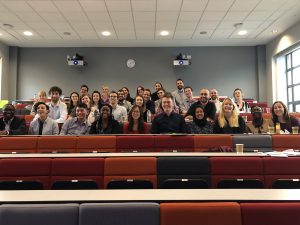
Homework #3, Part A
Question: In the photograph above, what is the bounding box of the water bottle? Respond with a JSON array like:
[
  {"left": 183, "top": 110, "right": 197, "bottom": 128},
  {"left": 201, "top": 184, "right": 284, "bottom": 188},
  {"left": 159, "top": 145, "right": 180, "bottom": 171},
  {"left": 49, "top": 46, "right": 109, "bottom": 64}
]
[{"left": 147, "top": 110, "right": 152, "bottom": 123}]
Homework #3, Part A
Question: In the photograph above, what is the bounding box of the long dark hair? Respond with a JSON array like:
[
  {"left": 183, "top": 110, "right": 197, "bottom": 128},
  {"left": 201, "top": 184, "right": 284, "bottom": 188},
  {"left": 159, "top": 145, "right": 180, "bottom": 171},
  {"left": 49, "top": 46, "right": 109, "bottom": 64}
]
[
  {"left": 91, "top": 90, "right": 102, "bottom": 110},
  {"left": 271, "top": 101, "right": 291, "bottom": 125},
  {"left": 68, "top": 91, "right": 79, "bottom": 114},
  {"left": 128, "top": 105, "right": 144, "bottom": 133}
]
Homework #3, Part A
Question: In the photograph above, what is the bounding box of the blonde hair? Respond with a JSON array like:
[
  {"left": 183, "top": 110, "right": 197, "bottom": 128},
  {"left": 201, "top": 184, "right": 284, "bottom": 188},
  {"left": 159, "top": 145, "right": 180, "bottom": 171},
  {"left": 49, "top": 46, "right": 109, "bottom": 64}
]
[
  {"left": 218, "top": 97, "right": 240, "bottom": 128},
  {"left": 38, "top": 90, "right": 47, "bottom": 98}
]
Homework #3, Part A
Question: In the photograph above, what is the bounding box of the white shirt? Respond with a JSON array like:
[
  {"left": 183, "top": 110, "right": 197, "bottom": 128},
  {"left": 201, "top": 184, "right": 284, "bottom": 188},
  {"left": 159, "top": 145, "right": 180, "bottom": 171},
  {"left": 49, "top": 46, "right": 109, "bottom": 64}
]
[
  {"left": 112, "top": 105, "right": 127, "bottom": 122},
  {"left": 48, "top": 100, "right": 68, "bottom": 123}
]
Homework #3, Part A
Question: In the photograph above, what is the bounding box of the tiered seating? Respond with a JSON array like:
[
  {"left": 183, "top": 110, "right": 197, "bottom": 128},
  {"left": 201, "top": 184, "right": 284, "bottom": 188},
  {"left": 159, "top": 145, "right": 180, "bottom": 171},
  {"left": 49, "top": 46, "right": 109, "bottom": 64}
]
[
  {"left": 210, "top": 157, "right": 264, "bottom": 188},
  {"left": 157, "top": 157, "right": 210, "bottom": 188},
  {"left": 194, "top": 135, "right": 232, "bottom": 152},
  {"left": 160, "top": 202, "right": 242, "bottom": 225},
  {"left": 0, "top": 158, "right": 51, "bottom": 189},
  {"left": 77, "top": 136, "right": 116, "bottom": 153},
  {"left": 155, "top": 135, "right": 194, "bottom": 152},
  {"left": 51, "top": 158, "right": 104, "bottom": 189},
  {"left": 0, "top": 136, "right": 37, "bottom": 153},
  {"left": 116, "top": 136, "right": 155, "bottom": 152},
  {"left": 263, "top": 157, "right": 300, "bottom": 188},
  {"left": 232, "top": 135, "right": 272, "bottom": 152},
  {"left": 37, "top": 136, "right": 77, "bottom": 153},
  {"left": 0, "top": 204, "right": 79, "bottom": 225},
  {"left": 104, "top": 157, "right": 157, "bottom": 188},
  {"left": 80, "top": 203, "right": 159, "bottom": 225},
  {"left": 272, "top": 135, "right": 300, "bottom": 151}
]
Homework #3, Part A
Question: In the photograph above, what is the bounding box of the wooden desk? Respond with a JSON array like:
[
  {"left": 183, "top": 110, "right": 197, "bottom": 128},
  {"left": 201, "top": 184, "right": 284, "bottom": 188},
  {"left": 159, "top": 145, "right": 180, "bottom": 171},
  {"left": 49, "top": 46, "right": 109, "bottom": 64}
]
[{"left": 0, "top": 189, "right": 300, "bottom": 203}]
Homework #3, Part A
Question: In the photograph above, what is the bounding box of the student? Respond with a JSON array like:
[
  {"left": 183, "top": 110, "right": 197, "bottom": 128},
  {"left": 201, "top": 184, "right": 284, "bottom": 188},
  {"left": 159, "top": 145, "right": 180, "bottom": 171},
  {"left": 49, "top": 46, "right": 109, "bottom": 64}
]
[{"left": 123, "top": 105, "right": 148, "bottom": 134}]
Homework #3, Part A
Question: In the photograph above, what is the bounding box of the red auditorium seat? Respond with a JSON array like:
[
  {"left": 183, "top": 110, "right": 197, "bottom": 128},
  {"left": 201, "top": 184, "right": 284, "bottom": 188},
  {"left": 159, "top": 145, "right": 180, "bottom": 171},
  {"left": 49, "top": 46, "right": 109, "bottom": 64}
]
[
  {"left": 263, "top": 157, "right": 300, "bottom": 188},
  {"left": 37, "top": 136, "right": 77, "bottom": 153},
  {"left": 194, "top": 135, "right": 232, "bottom": 152},
  {"left": 241, "top": 203, "right": 300, "bottom": 225},
  {"left": 161, "top": 202, "right": 242, "bottom": 225},
  {"left": 0, "top": 136, "right": 37, "bottom": 153},
  {"left": 272, "top": 135, "right": 300, "bottom": 151},
  {"left": 116, "top": 136, "right": 155, "bottom": 152},
  {"left": 155, "top": 135, "right": 194, "bottom": 152},
  {"left": 76, "top": 136, "right": 116, "bottom": 153},
  {"left": 104, "top": 157, "right": 157, "bottom": 188},
  {"left": 0, "top": 158, "right": 51, "bottom": 189},
  {"left": 51, "top": 158, "right": 104, "bottom": 189},
  {"left": 210, "top": 157, "right": 264, "bottom": 188}
]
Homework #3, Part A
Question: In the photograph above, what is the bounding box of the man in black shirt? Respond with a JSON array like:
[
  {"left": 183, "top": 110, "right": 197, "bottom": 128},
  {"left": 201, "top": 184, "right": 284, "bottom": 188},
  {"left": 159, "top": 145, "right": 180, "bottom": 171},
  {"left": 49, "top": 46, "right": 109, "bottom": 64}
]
[
  {"left": 186, "top": 88, "right": 217, "bottom": 122},
  {"left": 0, "top": 104, "right": 26, "bottom": 135},
  {"left": 151, "top": 93, "right": 187, "bottom": 134}
]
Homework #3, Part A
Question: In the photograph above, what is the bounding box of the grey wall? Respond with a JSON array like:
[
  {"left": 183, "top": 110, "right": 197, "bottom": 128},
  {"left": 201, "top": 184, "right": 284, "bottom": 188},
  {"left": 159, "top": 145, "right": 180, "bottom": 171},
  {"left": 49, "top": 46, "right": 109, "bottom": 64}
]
[
  {"left": 16, "top": 46, "right": 259, "bottom": 100},
  {"left": 0, "top": 41, "right": 9, "bottom": 99}
]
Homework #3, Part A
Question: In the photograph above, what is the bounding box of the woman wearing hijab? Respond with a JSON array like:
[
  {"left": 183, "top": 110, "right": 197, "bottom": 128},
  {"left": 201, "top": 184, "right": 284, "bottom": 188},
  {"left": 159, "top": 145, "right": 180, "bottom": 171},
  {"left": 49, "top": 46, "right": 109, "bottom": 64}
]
[{"left": 187, "top": 105, "right": 213, "bottom": 134}]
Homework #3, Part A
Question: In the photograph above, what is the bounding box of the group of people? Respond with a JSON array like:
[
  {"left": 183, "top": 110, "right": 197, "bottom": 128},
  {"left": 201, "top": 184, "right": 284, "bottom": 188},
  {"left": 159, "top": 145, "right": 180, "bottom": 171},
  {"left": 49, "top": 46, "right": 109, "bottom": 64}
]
[{"left": 1, "top": 79, "right": 299, "bottom": 135}]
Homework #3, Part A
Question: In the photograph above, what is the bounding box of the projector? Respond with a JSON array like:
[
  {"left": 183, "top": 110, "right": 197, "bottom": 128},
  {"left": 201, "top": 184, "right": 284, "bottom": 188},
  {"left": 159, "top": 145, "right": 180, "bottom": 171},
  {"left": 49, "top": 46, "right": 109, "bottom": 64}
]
[
  {"left": 67, "top": 53, "right": 87, "bottom": 66},
  {"left": 173, "top": 60, "right": 191, "bottom": 66},
  {"left": 173, "top": 53, "right": 191, "bottom": 66}
]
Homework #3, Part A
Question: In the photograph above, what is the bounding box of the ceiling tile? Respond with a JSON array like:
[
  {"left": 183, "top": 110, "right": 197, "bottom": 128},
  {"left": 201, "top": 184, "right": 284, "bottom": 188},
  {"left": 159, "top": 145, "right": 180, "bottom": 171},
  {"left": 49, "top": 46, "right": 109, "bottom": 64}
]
[
  {"left": 132, "top": 0, "right": 156, "bottom": 11},
  {"left": 110, "top": 12, "right": 133, "bottom": 22},
  {"left": 156, "top": 22, "right": 176, "bottom": 30},
  {"left": 157, "top": 0, "right": 182, "bottom": 11},
  {"left": 49, "top": 22, "right": 73, "bottom": 30},
  {"left": 230, "top": 0, "right": 261, "bottom": 11},
  {"left": 176, "top": 21, "right": 197, "bottom": 30},
  {"left": 133, "top": 12, "right": 155, "bottom": 22},
  {"left": 113, "top": 22, "right": 134, "bottom": 30},
  {"left": 255, "top": 0, "right": 285, "bottom": 11},
  {"left": 70, "top": 22, "right": 94, "bottom": 30},
  {"left": 91, "top": 21, "right": 114, "bottom": 30},
  {"left": 1, "top": 0, "right": 33, "bottom": 12},
  {"left": 201, "top": 11, "right": 227, "bottom": 21},
  {"left": 196, "top": 21, "right": 219, "bottom": 29},
  {"left": 15, "top": 12, "right": 44, "bottom": 22},
  {"left": 178, "top": 12, "right": 202, "bottom": 22},
  {"left": 29, "top": 21, "right": 52, "bottom": 29},
  {"left": 134, "top": 22, "right": 155, "bottom": 30},
  {"left": 87, "top": 12, "right": 111, "bottom": 22},
  {"left": 245, "top": 11, "right": 273, "bottom": 21},
  {"left": 106, "top": 0, "right": 131, "bottom": 11},
  {"left": 53, "top": 1, "right": 83, "bottom": 12},
  {"left": 223, "top": 11, "right": 250, "bottom": 21},
  {"left": 36, "top": 29, "right": 61, "bottom": 37},
  {"left": 79, "top": 0, "right": 107, "bottom": 12},
  {"left": 39, "top": 12, "right": 66, "bottom": 22},
  {"left": 63, "top": 12, "right": 89, "bottom": 22},
  {"left": 218, "top": 21, "right": 236, "bottom": 29},
  {"left": 0, "top": 12, "right": 22, "bottom": 22},
  {"left": 156, "top": 12, "right": 179, "bottom": 22},
  {"left": 206, "top": 0, "right": 235, "bottom": 11},
  {"left": 211, "top": 29, "right": 233, "bottom": 38},
  {"left": 181, "top": 0, "right": 208, "bottom": 12},
  {"left": 136, "top": 30, "right": 154, "bottom": 39},
  {"left": 27, "top": 1, "right": 58, "bottom": 12},
  {"left": 242, "top": 21, "right": 263, "bottom": 29}
]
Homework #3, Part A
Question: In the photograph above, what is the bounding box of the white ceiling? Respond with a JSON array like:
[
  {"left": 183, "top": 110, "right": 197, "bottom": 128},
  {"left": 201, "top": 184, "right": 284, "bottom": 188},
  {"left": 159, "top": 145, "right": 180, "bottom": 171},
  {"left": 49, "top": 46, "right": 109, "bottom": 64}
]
[{"left": 0, "top": 0, "right": 300, "bottom": 47}]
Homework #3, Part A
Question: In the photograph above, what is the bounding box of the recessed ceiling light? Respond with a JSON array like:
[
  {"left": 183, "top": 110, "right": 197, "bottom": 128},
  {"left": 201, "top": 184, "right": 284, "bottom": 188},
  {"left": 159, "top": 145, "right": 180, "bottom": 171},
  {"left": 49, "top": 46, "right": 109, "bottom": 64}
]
[
  {"left": 200, "top": 31, "right": 207, "bottom": 35},
  {"left": 101, "top": 31, "right": 111, "bottom": 36},
  {"left": 238, "top": 30, "right": 248, "bottom": 35},
  {"left": 23, "top": 31, "right": 33, "bottom": 36},
  {"left": 0, "top": 33, "right": 2, "bottom": 36},
  {"left": 160, "top": 30, "right": 169, "bottom": 36},
  {"left": 63, "top": 31, "right": 71, "bottom": 35},
  {"left": 3, "top": 23, "right": 13, "bottom": 29}
]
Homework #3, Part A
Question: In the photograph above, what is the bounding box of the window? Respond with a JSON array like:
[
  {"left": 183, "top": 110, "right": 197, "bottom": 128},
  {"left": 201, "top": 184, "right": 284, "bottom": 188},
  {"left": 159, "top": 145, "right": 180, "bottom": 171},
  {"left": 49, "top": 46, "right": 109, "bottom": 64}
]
[{"left": 275, "top": 47, "right": 300, "bottom": 112}]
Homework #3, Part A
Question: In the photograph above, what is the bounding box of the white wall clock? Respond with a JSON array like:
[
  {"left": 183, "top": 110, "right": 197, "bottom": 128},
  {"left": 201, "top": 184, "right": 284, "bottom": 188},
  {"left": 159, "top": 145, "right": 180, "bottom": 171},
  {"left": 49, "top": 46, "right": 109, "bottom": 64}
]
[{"left": 126, "top": 59, "right": 136, "bottom": 68}]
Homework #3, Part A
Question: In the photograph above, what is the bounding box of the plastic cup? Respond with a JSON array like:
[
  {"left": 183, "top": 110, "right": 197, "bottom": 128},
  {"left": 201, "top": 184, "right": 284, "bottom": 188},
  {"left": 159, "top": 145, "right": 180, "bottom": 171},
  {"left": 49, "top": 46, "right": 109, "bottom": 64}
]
[
  {"left": 268, "top": 126, "right": 275, "bottom": 134},
  {"left": 292, "top": 126, "right": 299, "bottom": 134},
  {"left": 236, "top": 144, "right": 244, "bottom": 154}
]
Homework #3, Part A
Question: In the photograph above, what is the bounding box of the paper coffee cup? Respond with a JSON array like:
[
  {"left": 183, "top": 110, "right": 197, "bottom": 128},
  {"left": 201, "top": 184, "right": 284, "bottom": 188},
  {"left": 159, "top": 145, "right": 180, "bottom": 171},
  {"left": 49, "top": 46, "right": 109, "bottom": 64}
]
[
  {"left": 236, "top": 144, "right": 244, "bottom": 153},
  {"left": 292, "top": 126, "right": 299, "bottom": 134}
]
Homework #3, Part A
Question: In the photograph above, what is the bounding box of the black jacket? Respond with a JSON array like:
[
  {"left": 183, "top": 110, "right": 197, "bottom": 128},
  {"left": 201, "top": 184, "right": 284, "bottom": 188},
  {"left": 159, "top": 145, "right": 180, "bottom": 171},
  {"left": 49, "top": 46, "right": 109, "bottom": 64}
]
[{"left": 0, "top": 116, "right": 26, "bottom": 135}]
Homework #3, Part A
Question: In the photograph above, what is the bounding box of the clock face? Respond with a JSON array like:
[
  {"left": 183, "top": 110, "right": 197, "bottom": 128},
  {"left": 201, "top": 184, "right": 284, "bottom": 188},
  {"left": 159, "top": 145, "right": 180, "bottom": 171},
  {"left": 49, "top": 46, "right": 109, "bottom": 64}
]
[{"left": 126, "top": 59, "right": 135, "bottom": 68}]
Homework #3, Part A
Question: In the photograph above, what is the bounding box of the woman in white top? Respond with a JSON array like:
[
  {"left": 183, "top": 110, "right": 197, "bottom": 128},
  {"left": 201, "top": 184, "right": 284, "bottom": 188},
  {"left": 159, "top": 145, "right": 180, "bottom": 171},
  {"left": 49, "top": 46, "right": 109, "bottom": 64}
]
[{"left": 29, "top": 102, "right": 59, "bottom": 135}]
